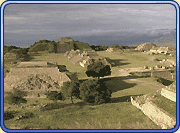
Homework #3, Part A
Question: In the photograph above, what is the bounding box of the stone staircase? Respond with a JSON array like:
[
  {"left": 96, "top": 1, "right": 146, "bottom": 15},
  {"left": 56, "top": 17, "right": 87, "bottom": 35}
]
[{"left": 131, "top": 81, "right": 177, "bottom": 129}]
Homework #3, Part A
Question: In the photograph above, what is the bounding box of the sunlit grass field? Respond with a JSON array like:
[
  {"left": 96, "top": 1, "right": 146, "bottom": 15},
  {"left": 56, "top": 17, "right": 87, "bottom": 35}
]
[
  {"left": 4, "top": 50, "right": 176, "bottom": 129},
  {"left": 4, "top": 97, "right": 161, "bottom": 129}
]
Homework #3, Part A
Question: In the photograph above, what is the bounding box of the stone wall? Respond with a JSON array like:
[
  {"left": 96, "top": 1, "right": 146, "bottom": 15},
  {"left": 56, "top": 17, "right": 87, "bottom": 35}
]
[
  {"left": 18, "top": 61, "right": 47, "bottom": 67},
  {"left": 130, "top": 97, "right": 176, "bottom": 129},
  {"left": 4, "top": 67, "right": 71, "bottom": 91},
  {"left": 106, "top": 48, "right": 113, "bottom": 53},
  {"left": 161, "top": 88, "right": 176, "bottom": 102}
]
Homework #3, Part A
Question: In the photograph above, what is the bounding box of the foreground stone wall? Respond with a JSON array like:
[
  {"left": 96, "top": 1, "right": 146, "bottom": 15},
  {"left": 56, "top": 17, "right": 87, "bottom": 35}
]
[
  {"left": 161, "top": 88, "right": 176, "bottom": 102},
  {"left": 130, "top": 97, "right": 176, "bottom": 129}
]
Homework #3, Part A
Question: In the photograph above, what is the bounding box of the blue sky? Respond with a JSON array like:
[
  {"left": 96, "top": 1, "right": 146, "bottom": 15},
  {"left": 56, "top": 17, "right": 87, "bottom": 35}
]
[{"left": 4, "top": 4, "right": 176, "bottom": 47}]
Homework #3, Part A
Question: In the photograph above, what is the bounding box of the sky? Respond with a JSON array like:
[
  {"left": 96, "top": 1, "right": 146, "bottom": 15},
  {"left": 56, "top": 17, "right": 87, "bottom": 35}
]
[{"left": 4, "top": 4, "right": 176, "bottom": 48}]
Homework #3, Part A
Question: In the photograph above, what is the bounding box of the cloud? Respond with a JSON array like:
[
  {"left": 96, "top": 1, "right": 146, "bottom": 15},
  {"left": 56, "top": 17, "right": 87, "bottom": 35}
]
[
  {"left": 3, "top": 4, "right": 176, "bottom": 47},
  {"left": 4, "top": 16, "right": 25, "bottom": 20}
]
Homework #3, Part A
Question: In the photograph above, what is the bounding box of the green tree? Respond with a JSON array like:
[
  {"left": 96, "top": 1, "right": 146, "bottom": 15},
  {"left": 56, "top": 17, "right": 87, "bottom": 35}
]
[
  {"left": 44, "top": 91, "right": 64, "bottom": 103},
  {"left": 79, "top": 79, "right": 112, "bottom": 104},
  {"left": 86, "top": 61, "right": 111, "bottom": 79},
  {"left": 4, "top": 88, "right": 27, "bottom": 105},
  {"left": 61, "top": 81, "right": 80, "bottom": 104}
]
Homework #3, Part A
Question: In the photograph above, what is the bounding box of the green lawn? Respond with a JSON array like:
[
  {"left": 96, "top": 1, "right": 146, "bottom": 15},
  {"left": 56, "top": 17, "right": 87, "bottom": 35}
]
[
  {"left": 97, "top": 51, "right": 176, "bottom": 69},
  {"left": 4, "top": 98, "right": 160, "bottom": 129},
  {"left": 4, "top": 51, "right": 176, "bottom": 129}
]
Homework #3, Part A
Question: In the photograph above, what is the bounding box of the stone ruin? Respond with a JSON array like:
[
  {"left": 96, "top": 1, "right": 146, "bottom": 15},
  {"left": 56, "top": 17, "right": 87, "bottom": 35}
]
[
  {"left": 135, "top": 42, "right": 156, "bottom": 52},
  {"left": 159, "top": 59, "right": 176, "bottom": 68},
  {"left": 64, "top": 50, "right": 90, "bottom": 65},
  {"left": 143, "top": 46, "right": 173, "bottom": 56},
  {"left": 17, "top": 61, "right": 48, "bottom": 67},
  {"left": 79, "top": 57, "right": 111, "bottom": 68},
  {"left": 131, "top": 79, "right": 176, "bottom": 129},
  {"left": 4, "top": 67, "right": 72, "bottom": 94},
  {"left": 64, "top": 49, "right": 112, "bottom": 68},
  {"left": 106, "top": 48, "right": 113, "bottom": 53},
  {"left": 106, "top": 48, "right": 124, "bottom": 53}
]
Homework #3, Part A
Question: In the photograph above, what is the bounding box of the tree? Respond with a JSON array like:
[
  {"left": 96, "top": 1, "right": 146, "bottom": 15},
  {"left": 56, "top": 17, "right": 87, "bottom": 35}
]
[
  {"left": 86, "top": 61, "right": 111, "bottom": 79},
  {"left": 61, "top": 81, "right": 80, "bottom": 104},
  {"left": 79, "top": 79, "right": 112, "bottom": 104},
  {"left": 4, "top": 88, "right": 27, "bottom": 105},
  {"left": 44, "top": 91, "right": 64, "bottom": 103}
]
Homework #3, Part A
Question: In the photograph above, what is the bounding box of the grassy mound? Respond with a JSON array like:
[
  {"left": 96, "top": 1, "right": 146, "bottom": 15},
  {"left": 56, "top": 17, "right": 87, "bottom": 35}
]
[
  {"left": 4, "top": 46, "right": 21, "bottom": 55},
  {"left": 56, "top": 37, "right": 92, "bottom": 52},
  {"left": 29, "top": 40, "right": 57, "bottom": 53}
]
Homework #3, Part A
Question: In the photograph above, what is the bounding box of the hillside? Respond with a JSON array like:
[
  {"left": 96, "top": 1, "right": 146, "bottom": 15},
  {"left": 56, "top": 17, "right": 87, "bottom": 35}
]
[
  {"left": 4, "top": 46, "right": 21, "bottom": 55},
  {"left": 28, "top": 38, "right": 92, "bottom": 53},
  {"left": 28, "top": 40, "right": 58, "bottom": 53},
  {"left": 56, "top": 37, "right": 92, "bottom": 52}
]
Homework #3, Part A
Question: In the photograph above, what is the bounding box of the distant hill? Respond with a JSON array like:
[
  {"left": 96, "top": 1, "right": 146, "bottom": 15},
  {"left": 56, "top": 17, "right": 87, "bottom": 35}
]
[
  {"left": 153, "top": 39, "right": 176, "bottom": 47},
  {"left": 153, "top": 28, "right": 176, "bottom": 47},
  {"left": 4, "top": 46, "right": 21, "bottom": 55},
  {"left": 4, "top": 48, "right": 29, "bottom": 60}
]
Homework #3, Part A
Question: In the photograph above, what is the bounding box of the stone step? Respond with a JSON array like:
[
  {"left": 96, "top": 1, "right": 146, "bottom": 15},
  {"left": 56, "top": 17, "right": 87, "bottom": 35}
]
[
  {"left": 130, "top": 95, "right": 176, "bottom": 129},
  {"left": 161, "top": 88, "right": 176, "bottom": 102}
]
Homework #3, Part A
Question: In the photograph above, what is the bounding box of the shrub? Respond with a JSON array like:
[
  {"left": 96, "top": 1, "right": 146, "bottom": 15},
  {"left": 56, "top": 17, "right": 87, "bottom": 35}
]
[
  {"left": 44, "top": 91, "right": 64, "bottom": 103},
  {"left": 4, "top": 88, "right": 27, "bottom": 105},
  {"left": 79, "top": 79, "right": 112, "bottom": 104},
  {"left": 15, "top": 112, "right": 34, "bottom": 121},
  {"left": 39, "top": 103, "right": 67, "bottom": 111},
  {"left": 23, "top": 112, "right": 34, "bottom": 119},
  {"left": 4, "top": 110, "right": 15, "bottom": 120},
  {"left": 61, "top": 81, "right": 80, "bottom": 103}
]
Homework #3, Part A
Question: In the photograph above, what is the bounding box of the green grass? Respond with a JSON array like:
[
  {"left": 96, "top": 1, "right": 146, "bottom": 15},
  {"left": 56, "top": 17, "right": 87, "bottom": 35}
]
[
  {"left": 4, "top": 51, "right": 176, "bottom": 129},
  {"left": 4, "top": 98, "right": 160, "bottom": 129},
  {"left": 97, "top": 51, "right": 175, "bottom": 69},
  {"left": 152, "top": 94, "right": 176, "bottom": 118}
]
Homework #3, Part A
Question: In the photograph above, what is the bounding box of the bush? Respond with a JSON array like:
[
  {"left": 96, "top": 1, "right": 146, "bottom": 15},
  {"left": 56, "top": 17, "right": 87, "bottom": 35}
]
[
  {"left": 4, "top": 88, "right": 27, "bottom": 105},
  {"left": 79, "top": 79, "right": 112, "bottom": 104},
  {"left": 15, "top": 112, "right": 34, "bottom": 121},
  {"left": 61, "top": 81, "right": 80, "bottom": 103},
  {"left": 39, "top": 103, "right": 67, "bottom": 111},
  {"left": 23, "top": 112, "right": 34, "bottom": 119},
  {"left": 44, "top": 91, "right": 64, "bottom": 102},
  {"left": 4, "top": 110, "right": 15, "bottom": 120}
]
